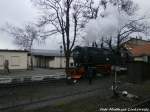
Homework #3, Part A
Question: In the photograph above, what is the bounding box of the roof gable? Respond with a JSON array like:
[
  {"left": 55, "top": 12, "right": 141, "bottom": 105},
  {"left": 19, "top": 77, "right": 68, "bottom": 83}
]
[{"left": 125, "top": 43, "right": 150, "bottom": 57}]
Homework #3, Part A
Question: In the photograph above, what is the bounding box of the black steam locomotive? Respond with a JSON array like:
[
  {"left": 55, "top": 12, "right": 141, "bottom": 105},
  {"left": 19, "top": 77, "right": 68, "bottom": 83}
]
[
  {"left": 72, "top": 46, "right": 119, "bottom": 66},
  {"left": 66, "top": 46, "right": 127, "bottom": 80},
  {"left": 71, "top": 46, "right": 122, "bottom": 75}
]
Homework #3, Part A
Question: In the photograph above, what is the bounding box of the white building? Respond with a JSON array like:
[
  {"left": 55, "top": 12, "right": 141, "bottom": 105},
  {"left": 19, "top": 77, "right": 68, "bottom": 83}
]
[
  {"left": 0, "top": 49, "right": 74, "bottom": 70},
  {"left": 30, "top": 49, "right": 74, "bottom": 68},
  {"left": 0, "top": 49, "right": 28, "bottom": 70}
]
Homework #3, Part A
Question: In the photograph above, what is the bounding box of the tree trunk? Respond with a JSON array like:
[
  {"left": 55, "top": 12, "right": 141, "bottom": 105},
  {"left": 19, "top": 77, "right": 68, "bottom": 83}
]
[
  {"left": 65, "top": 51, "right": 70, "bottom": 69},
  {"left": 65, "top": 0, "right": 70, "bottom": 69},
  {"left": 66, "top": 55, "right": 70, "bottom": 70},
  {"left": 30, "top": 51, "right": 34, "bottom": 70},
  {"left": 117, "top": 34, "right": 121, "bottom": 55},
  {"left": 30, "top": 53, "right": 33, "bottom": 70}
]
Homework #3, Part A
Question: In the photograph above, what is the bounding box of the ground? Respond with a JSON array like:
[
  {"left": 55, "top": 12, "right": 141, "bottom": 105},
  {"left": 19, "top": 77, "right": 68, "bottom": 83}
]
[
  {"left": 0, "top": 68, "right": 66, "bottom": 78},
  {"left": 0, "top": 69, "right": 150, "bottom": 112}
]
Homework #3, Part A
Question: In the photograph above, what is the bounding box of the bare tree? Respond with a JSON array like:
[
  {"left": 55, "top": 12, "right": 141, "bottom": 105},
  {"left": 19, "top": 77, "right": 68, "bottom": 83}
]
[
  {"left": 99, "top": 0, "right": 149, "bottom": 54},
  {"left": 116, "top": 18, "right": 148, "bottom": 53},
  {"left": 32, "top": 0, "right": 98, "bottom": 69},
  {"left": 2, "top": 23, "right": 42, "bottom": 69}
]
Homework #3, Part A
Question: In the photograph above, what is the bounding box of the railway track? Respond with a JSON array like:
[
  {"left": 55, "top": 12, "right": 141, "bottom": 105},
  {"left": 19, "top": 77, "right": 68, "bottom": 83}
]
[{"left": 0, "top": 86, "right": 102, "bottom": 112}]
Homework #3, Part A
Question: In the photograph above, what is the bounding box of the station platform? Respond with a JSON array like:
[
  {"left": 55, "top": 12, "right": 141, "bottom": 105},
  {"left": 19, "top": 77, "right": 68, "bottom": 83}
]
[{"left": 0, "top": 68, "right": 66, "bottom": 84}]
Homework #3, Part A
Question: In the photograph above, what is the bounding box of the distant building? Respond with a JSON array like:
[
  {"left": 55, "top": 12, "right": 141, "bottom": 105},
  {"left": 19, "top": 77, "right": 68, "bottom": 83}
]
[
  {"left": 122, "top": 38, "right": 150, "bottom": 83},
  {"left": 121, "top": 38, "right": 150, "bottom": 63},
  {"left": 29, "top": 49, "right": 74, "bottom": 68},
  {"left": 0, "top": 49, "right": 74, "bottom": 70},
  {"left": 0, "top": 49, "right": 28, "bottom": 70}
]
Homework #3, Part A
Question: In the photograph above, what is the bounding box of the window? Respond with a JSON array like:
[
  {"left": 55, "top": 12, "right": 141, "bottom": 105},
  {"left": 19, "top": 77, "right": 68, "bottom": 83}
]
[
  {"left": 0, "top": 55, "right": 4, "bottom": 66},
  {"left": 11, "top": 56, "right": 20, "bottom": 66}
]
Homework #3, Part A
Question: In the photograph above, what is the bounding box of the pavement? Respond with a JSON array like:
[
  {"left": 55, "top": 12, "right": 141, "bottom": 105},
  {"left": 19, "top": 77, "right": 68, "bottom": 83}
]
[{"left": 0, "top": 68, "right": 66, "bottom": 84}]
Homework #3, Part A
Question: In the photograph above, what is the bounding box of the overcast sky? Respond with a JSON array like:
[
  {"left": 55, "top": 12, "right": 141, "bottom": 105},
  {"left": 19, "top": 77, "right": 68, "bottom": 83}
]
[{"left": 0, "top": 0, "right": 150, "bottom": 50}]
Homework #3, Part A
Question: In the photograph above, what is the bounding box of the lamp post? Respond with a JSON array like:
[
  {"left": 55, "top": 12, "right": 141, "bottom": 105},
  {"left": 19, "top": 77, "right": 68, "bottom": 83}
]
[{"left": 60, "top": 45, "right": 62, "bottom": 68}]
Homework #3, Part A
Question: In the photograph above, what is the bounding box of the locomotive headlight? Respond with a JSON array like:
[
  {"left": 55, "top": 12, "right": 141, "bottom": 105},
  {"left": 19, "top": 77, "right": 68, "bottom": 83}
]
[{"left": 106, "top": 58, "right": 109, "bottom": 61}]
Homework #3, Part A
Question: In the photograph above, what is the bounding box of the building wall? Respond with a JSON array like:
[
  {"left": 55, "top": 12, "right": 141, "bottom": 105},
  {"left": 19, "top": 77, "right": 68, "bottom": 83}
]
[
  {"left": 28, "top": 55, "right": 37, "bottom": 67},
  {"left": 28, "top": 55, "right": 74, "bottom": 69},
  {"left": 49, "top": 56, "right": 74, "bottom": 68},
  {"left": 0, "top": 52, "right": 28, "bottom": 70},
  {"left": 30, "top": 56, "right": 53, "bottom": 68}
]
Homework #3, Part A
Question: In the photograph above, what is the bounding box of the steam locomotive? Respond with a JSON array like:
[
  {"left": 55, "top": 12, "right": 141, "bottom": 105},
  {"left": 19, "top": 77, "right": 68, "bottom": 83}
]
[
  {"left": 66, "top": 46, "right": 122, "bottom": 80},
  {"left": 73, "top": 46, "right": 119, "bottom": 66}
]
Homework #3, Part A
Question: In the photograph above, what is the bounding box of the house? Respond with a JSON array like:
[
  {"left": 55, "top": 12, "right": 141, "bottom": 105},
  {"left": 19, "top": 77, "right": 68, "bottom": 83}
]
[
  {"left": 121, "top": 38, "right": 150, "bottom": 82},
  {"left": 121, "top": 38, "right": 150, "bottom": 63},
  {"left": 0, "top": 49, "right": 28, "bottom": 70},
  {"left": 30, "top": 49, "right": 74, "bottom": 68}
]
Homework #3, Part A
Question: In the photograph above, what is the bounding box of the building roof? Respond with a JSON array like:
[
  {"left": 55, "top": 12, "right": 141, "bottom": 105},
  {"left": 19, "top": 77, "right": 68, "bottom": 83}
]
[
  {"left": 122, "top": 38, "right": 150, "bottom": 46},
  {"left": 31, "top": 49, "right": 64, "bottom": 57},
  {"left": 122, "top": 38, "right": 150, "bottom": 57},
  {"left": 0, "top": 49, "right": 28, "bottom": 53},
  {"left": 124, "top": 43, "right": 150, "bottom": 57}
]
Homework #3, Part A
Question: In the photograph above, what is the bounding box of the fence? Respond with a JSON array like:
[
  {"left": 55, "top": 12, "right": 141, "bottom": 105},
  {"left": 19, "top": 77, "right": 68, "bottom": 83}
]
[{"left": 127, "top": 62, "right": 150, "bottom": 83}]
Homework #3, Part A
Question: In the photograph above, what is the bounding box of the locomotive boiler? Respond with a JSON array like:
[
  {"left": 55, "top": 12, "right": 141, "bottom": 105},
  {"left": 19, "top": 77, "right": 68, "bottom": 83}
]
[{"left": 73, "top": 46, "right": 117, "bottom": 66}]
